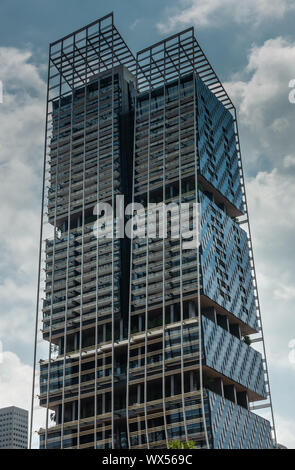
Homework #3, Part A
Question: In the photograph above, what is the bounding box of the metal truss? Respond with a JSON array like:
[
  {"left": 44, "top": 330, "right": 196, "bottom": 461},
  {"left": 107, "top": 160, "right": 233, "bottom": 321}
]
[
  {"left": 136, "top": 27, "right": 233, "bottom": 109},
  {"left": 234, "top": 114, "right": 277, "bottom": 444},
  {"left": 48, "top": 13, "right": 137, "bottom": 101}
]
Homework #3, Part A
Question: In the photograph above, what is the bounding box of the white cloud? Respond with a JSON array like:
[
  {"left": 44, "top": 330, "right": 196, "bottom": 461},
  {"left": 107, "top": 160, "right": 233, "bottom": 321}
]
[
  {"left": 223, "top": 37, "right": 295, "bottom": 173},
  {"left": 0, "top": 47, "right": 45, "bottom": 348},
  {"left": 157, "top": 0, "right": 295, "bottom": 32},
  {"left": 275, "top": 415, "right": 295, "bottom": 448},
  {"left": 274, "top": 284, "right": 295, "bottom": 301},
  {"left": 271, "top": 117, "right": 290, "bottom": 133},
  {"left": 226, "top": 37, "right": 295, "bottom": 124},
  {"left": 0, "top": 351, "right": 32, "bottom": 409},
  {"left": 246, "top": 168, "right": 295, "bottom": 391},
  {"left": 0, "top": 48, "right": 45, "bottom": 95},
  {"left": 283, "top": 154, "right": 295, "bottom": 168},
  {"left": 129, "top": 19, "right": 143, "bottom": 31},
  {"left": 247, "top": 168, "right": 295, "bottom": 236}
]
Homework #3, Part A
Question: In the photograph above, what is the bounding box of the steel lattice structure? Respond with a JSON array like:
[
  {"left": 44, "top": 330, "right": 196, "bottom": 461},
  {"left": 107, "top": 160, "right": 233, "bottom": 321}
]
[{"left": 30, "top": 12, "right": 276, "bottom": 449}]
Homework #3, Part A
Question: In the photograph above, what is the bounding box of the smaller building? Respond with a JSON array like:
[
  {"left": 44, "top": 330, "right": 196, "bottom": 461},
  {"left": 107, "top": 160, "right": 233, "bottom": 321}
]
[{"left": 0, "top": 406, "right": 28, "bottom": 449}]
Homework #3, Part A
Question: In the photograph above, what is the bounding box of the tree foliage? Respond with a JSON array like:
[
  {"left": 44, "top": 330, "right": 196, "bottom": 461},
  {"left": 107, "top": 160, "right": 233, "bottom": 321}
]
[{"left": 168, "top": 440, "right": 196, "bottom": 449}]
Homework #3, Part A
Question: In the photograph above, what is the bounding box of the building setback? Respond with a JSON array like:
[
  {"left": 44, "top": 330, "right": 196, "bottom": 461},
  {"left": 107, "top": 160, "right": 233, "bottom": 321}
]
[
  {"left": 31, "top": 13, "right": 276, "bottom": 449},
  {"left": 0, "top": 406, "right": 28, "bottom": 449}
]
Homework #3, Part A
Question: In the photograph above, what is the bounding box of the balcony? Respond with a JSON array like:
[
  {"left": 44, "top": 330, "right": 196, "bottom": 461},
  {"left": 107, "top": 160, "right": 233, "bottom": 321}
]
[
  {"left": 202, "top": 316, "right": 266, "bottom": 399},
  {"left": 207, "top": 390, "right": 274, "bottom": 449}
]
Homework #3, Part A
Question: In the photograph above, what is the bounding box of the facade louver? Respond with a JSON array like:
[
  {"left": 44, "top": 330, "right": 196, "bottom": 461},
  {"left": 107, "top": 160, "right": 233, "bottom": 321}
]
[{"left": 30, "top": 13, "right": 276, "bottom": 449}]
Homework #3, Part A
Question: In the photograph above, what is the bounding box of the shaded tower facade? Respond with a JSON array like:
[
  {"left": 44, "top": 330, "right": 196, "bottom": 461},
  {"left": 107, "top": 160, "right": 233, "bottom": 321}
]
[{"left": 31, "top": 14, "right": 276, "bottom": 449}]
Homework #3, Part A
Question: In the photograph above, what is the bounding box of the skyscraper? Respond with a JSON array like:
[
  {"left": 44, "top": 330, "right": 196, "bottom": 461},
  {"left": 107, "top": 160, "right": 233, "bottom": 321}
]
[
  {"left": 0, "top": 406, "right": 28, "bottom": 449},
  {"left": 31, "top": 13, "right": 276, "bottom": 449}
]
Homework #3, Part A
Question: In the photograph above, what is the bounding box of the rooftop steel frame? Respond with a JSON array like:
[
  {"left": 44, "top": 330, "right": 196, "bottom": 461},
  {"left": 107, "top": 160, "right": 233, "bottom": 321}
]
[
  {"left": 48, "top": 13, "right": 138, "bottom": 102},
  {"left": 136, "top": 27, "right": 233, "bottom": 110}
]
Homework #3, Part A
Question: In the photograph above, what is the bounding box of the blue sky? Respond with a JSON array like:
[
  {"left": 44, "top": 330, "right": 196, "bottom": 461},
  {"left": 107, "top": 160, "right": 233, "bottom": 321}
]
[{"left": 0, "top": 0, "right": 295, "bottom": 447}]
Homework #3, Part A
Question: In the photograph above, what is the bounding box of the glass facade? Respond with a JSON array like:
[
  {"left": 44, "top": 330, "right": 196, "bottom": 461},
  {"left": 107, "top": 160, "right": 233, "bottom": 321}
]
[
  {"left": 196, "top": 77, "right": 243, "bottom": 214},
  {"left": 207, "top": 391, "right": 273, "bottom": 449},
  {"left": 31, "top": 13, "right": 275, "bottom": 449},
  {"left": 202, "top": 316, "right": 265, "bottom": 398},
  {"left": 199, "top": 192, "right": 258, "bottom": 331},
  {"left": 39, "top": 62, "right": 136, "bottom": 449}
]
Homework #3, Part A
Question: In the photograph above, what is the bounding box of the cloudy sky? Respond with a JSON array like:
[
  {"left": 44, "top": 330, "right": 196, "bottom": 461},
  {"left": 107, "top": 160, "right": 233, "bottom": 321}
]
[{"left": 0, "top": 0, "right": 294, "bottom": 448}]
